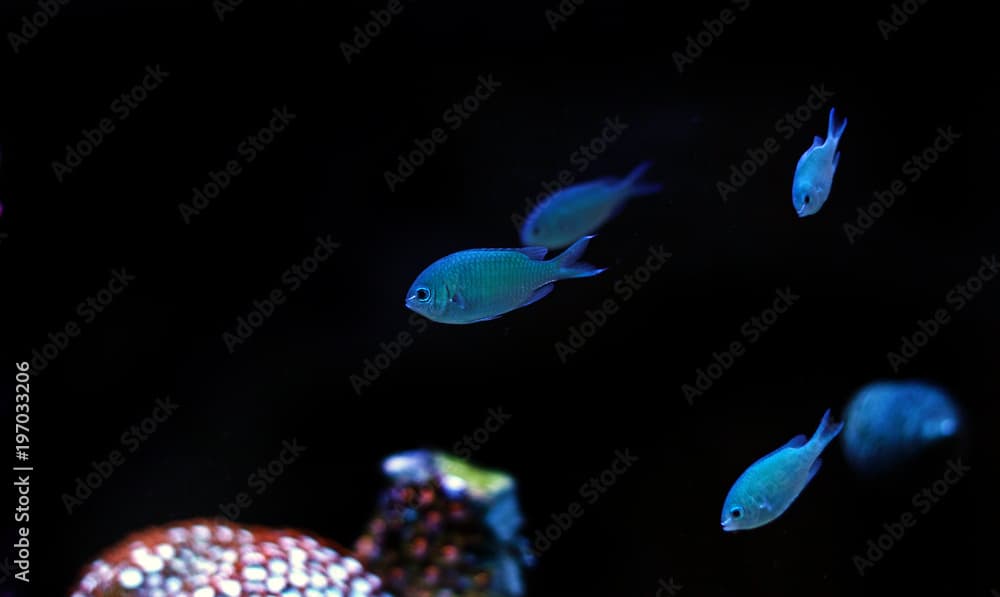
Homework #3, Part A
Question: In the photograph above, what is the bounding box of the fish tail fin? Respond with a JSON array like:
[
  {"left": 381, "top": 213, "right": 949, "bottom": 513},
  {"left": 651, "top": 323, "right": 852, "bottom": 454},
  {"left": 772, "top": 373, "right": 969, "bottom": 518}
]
[
  {"left": 827, "top": 108, "right": 847, "bottom": 144},
  {"left": 619, "top": 160, "right": 663, "bottom": 197},
  {"left": 809, "top": 408, "right": 844, "bottom": 452},
  {"left": 553, "top": 235, "right": 606, "bottom": 279}
]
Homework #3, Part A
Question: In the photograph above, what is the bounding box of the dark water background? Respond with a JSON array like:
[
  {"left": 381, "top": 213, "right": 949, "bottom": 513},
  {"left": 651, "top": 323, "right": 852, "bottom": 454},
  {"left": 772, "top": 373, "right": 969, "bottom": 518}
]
[{"left": 0, "top": 0, "right": 995, "bottom": 595}]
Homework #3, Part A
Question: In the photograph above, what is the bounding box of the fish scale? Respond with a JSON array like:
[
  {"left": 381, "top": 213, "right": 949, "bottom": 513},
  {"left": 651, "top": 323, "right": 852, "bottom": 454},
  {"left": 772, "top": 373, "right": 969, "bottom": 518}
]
[{"left": 452, "top": 251, "right": 549, "bottom": 307}]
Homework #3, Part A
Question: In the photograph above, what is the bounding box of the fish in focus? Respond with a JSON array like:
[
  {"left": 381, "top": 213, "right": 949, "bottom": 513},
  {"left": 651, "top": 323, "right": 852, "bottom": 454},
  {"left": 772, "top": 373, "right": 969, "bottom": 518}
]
[
  {"left": 355, "top": 450, "right": 532, "bottom": 596},
  {"left": 71, "top": 519, "right": 388, "bottom": 596},
  {"left": 721, "top": 409, "right": 844, "bottom": 531},
  {"left": 405, "top": 235, "right": 605, "bottom": 324},
  {"left": 520, "top": 161, "right": 663, "bottom": 248},
  {"left": 792, "top": 108, "right": 847, "bottom": 217},
  {"left": 841, "top": 380, "right": 961, "bottom": 476}
]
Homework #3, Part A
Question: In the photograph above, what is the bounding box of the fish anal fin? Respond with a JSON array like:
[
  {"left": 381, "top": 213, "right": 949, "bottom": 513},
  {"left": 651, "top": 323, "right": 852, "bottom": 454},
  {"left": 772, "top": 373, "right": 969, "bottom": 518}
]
[
  {"left": 520, "top": 283, "right": 554, "bottom": 308},
  {"left": 806, "top": 458, "right": 823, "bottom": 485},
  {"left": 470, "top": 314, "right": 502, "bottom": 323}
]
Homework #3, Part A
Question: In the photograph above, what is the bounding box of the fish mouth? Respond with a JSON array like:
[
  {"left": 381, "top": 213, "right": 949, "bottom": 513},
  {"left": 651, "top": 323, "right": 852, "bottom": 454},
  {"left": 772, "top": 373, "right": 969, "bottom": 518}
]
[{"left": 720, "top": 518, "right": 732, "bottom": 530}]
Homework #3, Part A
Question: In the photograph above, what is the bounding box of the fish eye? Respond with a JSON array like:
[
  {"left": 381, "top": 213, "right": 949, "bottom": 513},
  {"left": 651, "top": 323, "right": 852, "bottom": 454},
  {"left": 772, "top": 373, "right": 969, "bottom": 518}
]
[
  {"left": 415, "top": 288, "right": 430, "bottom": 302},
  {"left": 532, "top": 225, "right": 541, "bottom": 236},
  {"left": 803, "top": 196, "right": 811, "bottom": 204},
  {"left": 730, "top": 507, "right": 743, "bottom": 519}
]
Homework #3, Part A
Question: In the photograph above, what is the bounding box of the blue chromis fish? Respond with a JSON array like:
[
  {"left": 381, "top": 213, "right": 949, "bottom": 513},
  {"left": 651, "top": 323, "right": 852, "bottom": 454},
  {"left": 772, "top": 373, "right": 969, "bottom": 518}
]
[
  {"left": 841, "top": 380, "right": 961, "bottom": 476},
  {"left": 520, "top": 161, "right": 663, "bottom": 249},
  {"left": 721, "top": 409, "right": 844, "bottom": 531},
  {"left": 792, "top": 108, "right": 847, "bottom": 217},
  {"left": 405, "top": 235, "right": 605, "bottom": 324}
]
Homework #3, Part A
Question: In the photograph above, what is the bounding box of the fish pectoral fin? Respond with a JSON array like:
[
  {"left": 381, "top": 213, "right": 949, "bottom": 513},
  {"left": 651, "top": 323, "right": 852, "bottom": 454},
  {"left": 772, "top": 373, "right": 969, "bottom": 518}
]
[
  {"left": 520, "top": 283, "right": 555, "bottom": 308},
  {"left": 806, "top": 458, "right": 823, "bottom": 485},
  {"left": 450, "top": 291, "right": 466, "bottom": 310}
]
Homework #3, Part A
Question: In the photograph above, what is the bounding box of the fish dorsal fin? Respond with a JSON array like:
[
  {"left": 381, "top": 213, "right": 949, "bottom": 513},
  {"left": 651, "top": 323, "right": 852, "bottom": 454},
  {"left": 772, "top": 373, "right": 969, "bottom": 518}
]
[
  {"left": 761, "top": 434, "right": 807, "bottom": 460},
  {"left": 811, "top": 136, "right": 823, "bottom": 149},
  {"left": 785, "top": 434, "right": 808, "bottom": 449},
  {"left": 516, "top": 247, "right": 548, "bottom": 260}
]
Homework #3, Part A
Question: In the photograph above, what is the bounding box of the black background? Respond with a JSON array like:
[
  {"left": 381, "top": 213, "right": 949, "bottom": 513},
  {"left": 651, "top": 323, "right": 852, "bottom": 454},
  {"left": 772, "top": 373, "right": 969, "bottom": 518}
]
[{"left": 0, "top": 1, "right": 995, "bottom": 595}]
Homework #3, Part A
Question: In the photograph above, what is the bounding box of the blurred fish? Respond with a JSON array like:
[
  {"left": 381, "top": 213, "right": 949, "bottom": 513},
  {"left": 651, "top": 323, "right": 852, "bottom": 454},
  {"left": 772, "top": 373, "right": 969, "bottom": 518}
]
[
  {"left": 841, "top": 380, "right": 961, "bottom": 475},
  {"left": 520, "top": 161, "right": 663, "bottom": 248},
  {"left": 356, "top": 449, "right": 531, "bottom": 597},
  {"left": 405, "top": 235, "right": 605, "bottom": 324},
  {"left": 792, "top": 108, "right": 847, "bottom": 217},
  {"left": 721, "top": 409, "right": 843, "bottom": 531}
]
